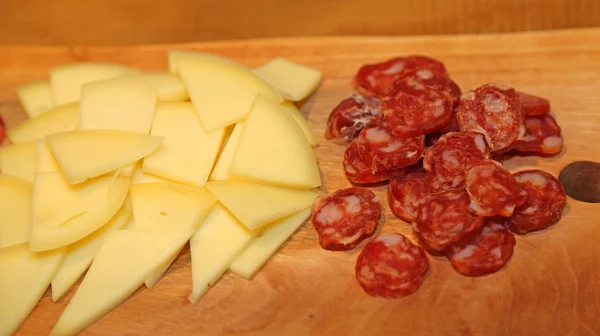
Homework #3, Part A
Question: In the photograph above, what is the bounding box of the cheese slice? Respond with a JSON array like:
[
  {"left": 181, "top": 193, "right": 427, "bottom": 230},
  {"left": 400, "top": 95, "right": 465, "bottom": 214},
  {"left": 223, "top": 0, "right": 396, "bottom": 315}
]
[
  {"left": 16, "top": 80, "right": 55, "bottom": 118},
  {"left": 0, "top": 243, "right": 66, "bottom": 336},
  {"left": 177, "top": 55, "right": 281, "bottom": 132},
  {"left": 189, "top": 204, "right": 253, "bottom": 304},
  {"left": 79, "top": 79, "right": 157, "bottom": 134},
  {"left": 279, "top": 101, "right": 318, "bottom": 147},
  {"left": 229, "top": 207, "right": 311, "bottom": 279},
  {"left": 47, "top": 130, "right": 163, "bottom": 184},
  {"left": 51, "top": 208, "right": 131, "bottom": 302},
  {"left": 35, "top": 140, "right": 60, "bottom": 173},
  {"left": 252, "top": 57, "right": 322, "bottom": 102},
  {"left": 168, "top": 50, "right": 237, "bottom": 74},
  {"left": 111, "top": 72, "right": 188, "bottom": 101},
  {"left": 131, "top": 167, "right": 182, "bottom": 186},
  {"left": 0, "top": 175, "right": 32, "bottom": 250},
  {"left": 229, "top": 95, "right": 321, "bottom": 188},
  {"left": 205, "top": 180, "right": 317, "bottom": 230},
  {"left": 0, "top": 142, "right": 36, "bottom": 182},
  {"left": 50, "top": 228, "right": 192, "bottom": 336},
  {"left": 30, "top": 171, "right": 130, "bottom": 251},
  {"left": 7, "top": 103, "right": 79, "bottom": 144},
  {"left": 50, "top": 62, "right": 138, "bottom": 105},
  {"left": 209, "top": 122, "right": 244, "bottom": 181},
  {"left": 143, "top": 102, "right": 225, "bottom": 186}
]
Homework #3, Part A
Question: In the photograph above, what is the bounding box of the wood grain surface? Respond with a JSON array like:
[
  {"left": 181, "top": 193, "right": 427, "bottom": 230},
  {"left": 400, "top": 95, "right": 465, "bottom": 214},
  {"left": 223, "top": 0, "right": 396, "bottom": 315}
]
[
  {"left": 2, "top": 28, "right": 600, "bottom": 335},
  {"left": 1, "top": 0, "right": 600, "bottom": 45}
]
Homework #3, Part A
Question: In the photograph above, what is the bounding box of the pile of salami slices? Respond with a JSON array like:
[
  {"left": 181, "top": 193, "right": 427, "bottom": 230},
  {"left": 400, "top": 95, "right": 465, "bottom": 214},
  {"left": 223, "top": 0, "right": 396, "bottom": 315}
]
[{"left": 315, "top": 55, "right": 567, "bottom": 299}]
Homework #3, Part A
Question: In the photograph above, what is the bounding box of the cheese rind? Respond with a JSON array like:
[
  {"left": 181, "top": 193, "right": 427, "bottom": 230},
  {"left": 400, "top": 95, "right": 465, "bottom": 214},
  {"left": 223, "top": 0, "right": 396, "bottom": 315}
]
[
  {"left": 209, "top": 122, "right": 245, "bottom": 181},
  {"left": 110, "top": 72, "right": 188, "bottom": 101},
  {"left": 279, "top": 101, "right": 318, "bottom": 147},
  {"left": 7, "top": 103, "right": 79, "bottom": 144},
  {"left": 205, "top": 180, "right": 317, "bottom": 230},
  {"left": 0, "top": 142, "right": 36, "bottom": 182},
  {"left": 16, "top": 80, "right": 55, "bottom": 118},
  {"left": 0, "top": 175, "right": 32, "bottom": 250},
  {"left": 252, "top": 57, "right": 322, "bottom": 101}
]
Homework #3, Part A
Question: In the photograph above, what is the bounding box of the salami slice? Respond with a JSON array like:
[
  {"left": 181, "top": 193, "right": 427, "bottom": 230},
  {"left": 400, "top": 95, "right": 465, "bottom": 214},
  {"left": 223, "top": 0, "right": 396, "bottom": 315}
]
[
  {"left": 382, "top": 77, "right": 453, "bottom": 137},
  {"left": 504, "top": 170, "right": 567, "bottom": 234},
  {"left": 311, "top": 187, "right": 381, "bottom": 251},
  {"left": 356, "top": 123, "right": 425, "bottom": 173},
  {"left": 388, "top": 168, "right": 433, "bottom": 223},
  {"left": 465, "top": 160, "right": 527, "bottom": 217},
  {"left": 325, "top": 94, "right": 382, "bottom": 144},
  {"left": 446, "top": 220, "right": 516, "bottom": 277},
  {"left": 512, "top": 114, "right": 563, "bottom": 155},
  {"left": 423, "top": 132, "right": 491, "bottom": 190},
  {"left": 457, "top": 84, "right": 524, "bottom": 154},
  {"left": 0, "top": 115, "right": 4, "bottom": 144},
  {"left": 343, "top": 139, "right": 404, "bottom": 184},
  {"left": 355, "top": 233, "right": 429, "bottom": 298},
  {"left": 396, "top": 68, "right": 461, "bottom": 108},
  {"left": 413, "top": 189, "right": 484, "bottom": 251},
  {"left": 517, "top": 91, "right": 551, "bottom": 116}
]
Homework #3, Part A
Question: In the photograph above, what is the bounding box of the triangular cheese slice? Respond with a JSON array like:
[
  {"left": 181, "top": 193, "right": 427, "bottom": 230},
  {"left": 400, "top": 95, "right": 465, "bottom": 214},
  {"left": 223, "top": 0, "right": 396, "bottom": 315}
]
[
  {"left": 252, "top": 57, "right": 322, "bottom": 102},
  {"left": 35, "top": 140, "right": 60, "bottom": 173},
  {"left": 111, "top": 73, "right": 188, "bottom": 102},
  {"left": 279, "top": 101, "right": 318, "bottom": 147},
  {"left": 0, "top": 142, "right": 36, "bottom": 182},
  {"left": 177, "top": 55, "right": 281, "bottom": 132},
  {"left": 209, "top": 122, "right": 245, "bottom": 181},
  {"left": 47, "top": 130, "right": 163, "bottom": 184},
  {"left": 0, "top": 175, "right": 32, "bottom": 250},
  {"left": 205, "top": 180, "right": 317, "bottom": 230},
  {"left": 7, "top": 102, "right": 79, "bottom": 144},
  {"left": 17, "top": 80, "right": 55, "bottom": 118},
  {"left": 229, "top": 95, "right": 321, "bottom": 188},
  {"left": 50, "top": 228, "right": 192, "bottom": 336}
]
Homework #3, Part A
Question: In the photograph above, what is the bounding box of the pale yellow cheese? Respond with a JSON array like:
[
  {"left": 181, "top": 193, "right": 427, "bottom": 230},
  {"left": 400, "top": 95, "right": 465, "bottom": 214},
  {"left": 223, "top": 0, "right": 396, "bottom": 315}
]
[
  {"left": 35, "top": 140, "right": 60, "bottom": 173},
  {"left": 50, "top": 62, "right": 138, "bottom": 105},
  {"left": 205, "top": 180, "right": 317, "bottom": 230},
  {"left": 189, "top": 204, "right": 253, "bottom": 304},
  {"left": 0, "top": 243, "right": 66, "bottom": 336},
  {"left": 177, "top": 55, "right": 281, "bottom": 132},
  {"left": 79, "top": 79, "right": 158, "bottom": 134},
  {"left": 51, "top": 208, "right": 131, "bottom": 302},
  {"left": 47, "top": 129, "right": 163, "bottom": 184},
  {"left": 229, "top": 95, "right": 321, "bottom": 188},
  {"left": 131, "top": 167, "right": 182, "bottom": 186},
  {"left": 279, "top": 101, "right": 318, "bottom": 147},
  {"left": 209, "top": 122, "right": 244, "bottom": 181},
  {"left": 143, "top": 102, "right": 225, "bottom": 186},
  {"left": 50, "top": 228, "right": 192, "bottom": 336},
  {"left": 144, "top": 246, "right": 183, "bottom": 290},
  {"left": 167, "top": 50, "right": 237, "bottom": 74},
  {"left": 7, "top": 102, "right": 79, "bottom": 144},
  {"left": 252, "top": 57, "right": 322, "bottom": 102},
  {"left": 16, "top": 80, "right": 55, "bottom": 118},
  {"left": 0, "top": 175, "right": 32, "bottom": 250},
  {"left": 112, "top": 72, "right": 188, "bottom": 101},
  {"left": 0, "top": 142, "right": 36, "bottom": 182},
  {"left": 229, "top": 207, "right": 311, "bottom": 279},
  {"left": 30, "top": 171, "right": 130, "bottom": 251}
]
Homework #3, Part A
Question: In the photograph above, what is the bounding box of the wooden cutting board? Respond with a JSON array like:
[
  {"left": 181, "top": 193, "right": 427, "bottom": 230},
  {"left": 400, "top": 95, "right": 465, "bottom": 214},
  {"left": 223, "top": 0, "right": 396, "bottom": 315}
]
[{"left": 2, "top": 28, "right": 600, "bottom": 336}]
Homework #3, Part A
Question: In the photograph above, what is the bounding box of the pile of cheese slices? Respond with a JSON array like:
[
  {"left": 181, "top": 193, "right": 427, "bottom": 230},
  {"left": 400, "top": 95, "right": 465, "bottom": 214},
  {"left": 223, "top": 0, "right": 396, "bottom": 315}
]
[{"left": 0, "top": 52, "right": 323, "bottom": 335}]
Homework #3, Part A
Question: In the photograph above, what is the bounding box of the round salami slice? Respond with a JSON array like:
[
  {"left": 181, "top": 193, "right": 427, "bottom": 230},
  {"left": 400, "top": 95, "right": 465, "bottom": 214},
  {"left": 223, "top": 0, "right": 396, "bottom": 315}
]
[
  {"left": 343, "top": 140, "right": 404, "bottom": 184},
  {"left": 512, "top": 115, "right": 563, "bottom": 155},
  {"left": 382, "top": 78, "right": 453, "bottom": 137},
  {"left": 325, "top": 94, "right": 382, "bottom": 144},
  {"left": 396, "top": 68, "right": 461, "bottom": 108},
  {"left": 355, "top": 233, "right": 429, "bottom": 298},
  {"left": 388, "top": 168, "right": 433, "bottom": 223},
  {"left": 356, "top": 123, "right": 425, "bottom": 173},
  {"left": 311, "top": 187, "right": 381, "bottom": 251},
  {"left": 457, "top": 84, "right": 524, "bottom": 154},
  {"left": 504, "top": 170, "right": 567, "bottom": 234},
  {"left": 413, "top": 189, "right": 484, "bottom": 252},
  {"left": 517, "top": 91, "right": 551, "bottom": 116},
  {"left": 423, "top": 132, "right": 491, "bottom": 190},
  {"left": 465, "top": 160, "right": 527, "bottom": 217},
  {"left": 446, "top": 220, "right": 516, "bottom": 277}
]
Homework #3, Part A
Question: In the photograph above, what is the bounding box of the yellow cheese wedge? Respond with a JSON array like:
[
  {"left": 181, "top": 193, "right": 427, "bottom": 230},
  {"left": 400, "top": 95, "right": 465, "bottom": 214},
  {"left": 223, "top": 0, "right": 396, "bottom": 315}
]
[
  {"left": 0, "top": 243, "right": 66, "bottom": 336},
  {"left": 209, "top": 122, "right": 244, "bottom": 181},
  {"left": 111, "top": 72, "right": 188, "bottom": 101},
  {"left": 177, "top": 55, "right": 281, "bottom": 132},
  {"left": 50, "top": 228, "right": 192, "bottom": 336},
  {"left": 189, "top": 204, "right": 253, "bottom": 304},
  {"left": 279, "top": 101, "right": 318, "bottom": 147},
  {"left": 35, "top": 140, "right": 60, "bottom": 173},
  {"left": 47, "top": 130, "right": 163, "bottom": 184},
  {"left": 0, "top": 142, "right": 36, "bottom": 182},
  {"left": 252, "top": 57, "right": 322, "bottom": 102},
  {"left": 79, "top": 79, "right": 158, "bottom": 134},
  {"left": 7, "top": 103, "right": 79, "bottom": 144},
  {"left": 131, "top": 167, "right": 182, "bottom": 186},
  {"left": 51, "top": 208, "right": 131, "bottom": 302},
  {"left": 50, "top": 62, "right": 138, "bottom": 105},
  {"left": 16, "top": 80, "right": 55, "bottom": 118},
  {"left": 0, "top": 175, "right": 32, "bottom": 250},
  {"left": 30, "top": 171, "right": 130, "bottom": 251},
  {"left": 167, "top": 50, "right": 237, "bottom": 74},
  {"left": 205, "top": 180, "right": 317, "bottom": 230},
  {"left": 229, "top": 95, "right": 321, "bottom": 188},
  {"left": 142, "top": 102, "right": 225, "bottom": 186},
  {"left": 229, "top": 207, "right": 311, "bottom": 279}
]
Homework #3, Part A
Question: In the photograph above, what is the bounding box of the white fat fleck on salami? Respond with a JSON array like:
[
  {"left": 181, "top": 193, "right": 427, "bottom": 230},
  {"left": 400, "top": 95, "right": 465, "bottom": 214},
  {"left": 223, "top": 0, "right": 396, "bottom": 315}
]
[
  {"left": 345, "top": 195, "right": 362, "bottom": 214},
  {"left": 515, "top": 172, "right": 548, "bottom": 187},
  {"left": 521, "top": 206, "right": 540, "bottom": 215},
  {"left": 474, "top": 135, "right": 487, "bottom": 153},
  {"left": 543, "top": 136, "right": 563, "bottom": 149},
  {"left": 379, "top": 140, "right": 403, "bottom": 153},
  {"left": 403, "top": 150, "right": 418, "bottom": 158},
  {"left": 364, "top": 127, "right": 391, "bottom": 143},
  {"left": 315, "top": 203, "right": 343, "bottom": 225},
  {"left": 442, "top": 151, "right": 459, "bottom": 166},
  {"left": 382, "top": 62, "right": 406, "bottom": 75},
  {"left": 461, "top": 91, "right": 476, "bottom": 100},
  {"left": 339, "top": 230, "right": 365, "bottom": 244},
  {"left": 376, "top": 233, "right": 405, "bottom": 247},
  {"left": 360, "top": 266, "right": 375, "bottom": 280},
  {"left": 482, "top": 93, "right": 508, "bottom": 113},
  {"left": 416, "top": 69, "right": 434, "bottom": 79},
  {"left": 490, "top": 247, "right": 502, "bottom": 258},
  {"left": 452, "top": 244, "right": 476, "bottom": 261},
  {"left": 432, "top": 99, "right": 445, "bottom": 117}
]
